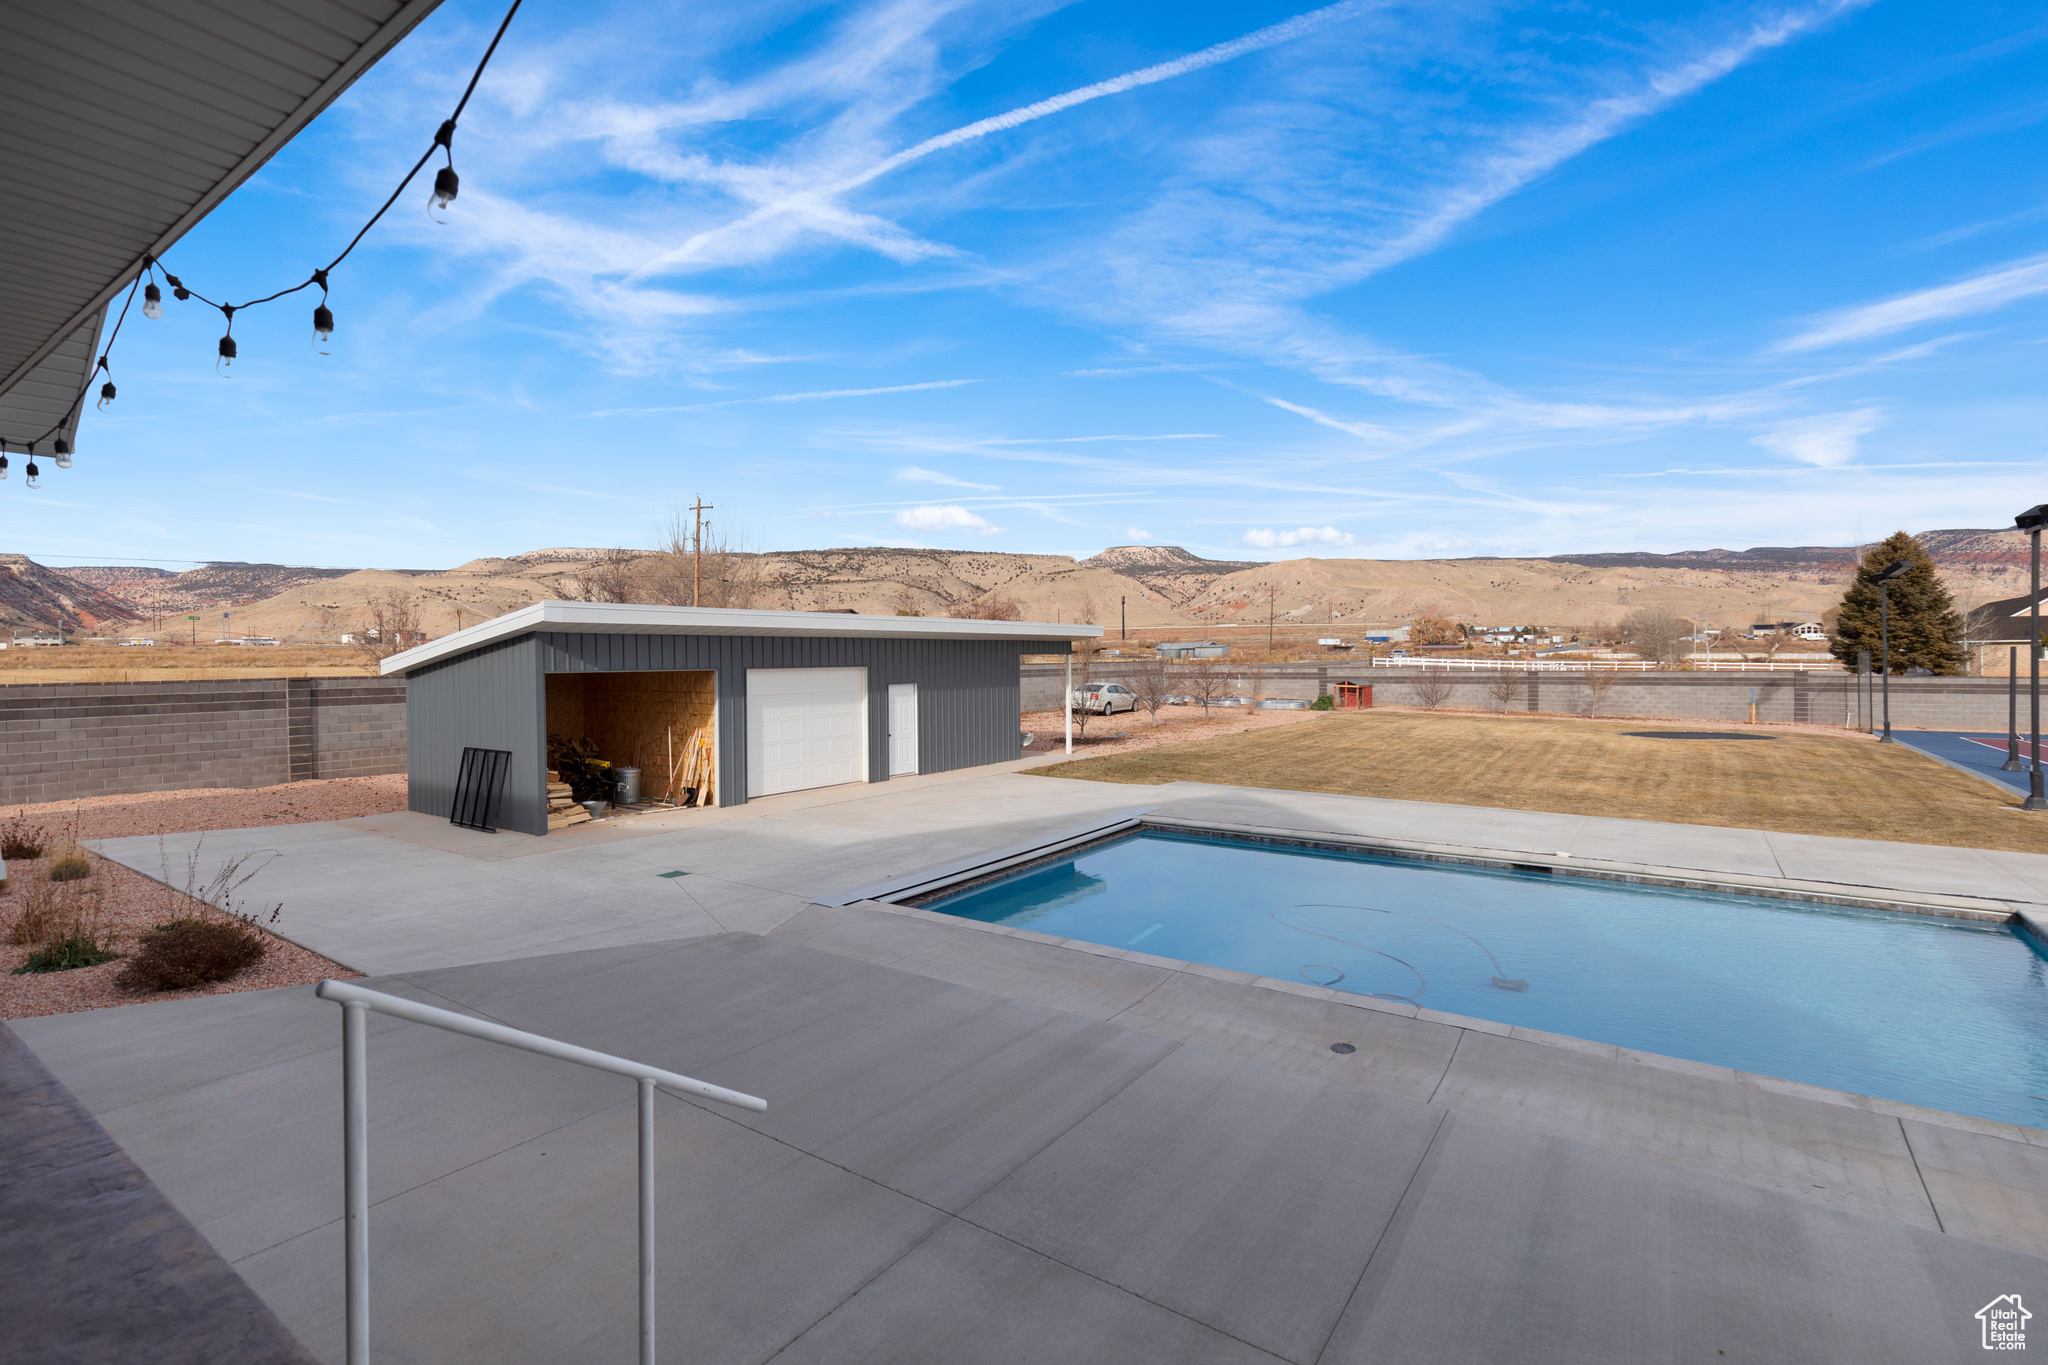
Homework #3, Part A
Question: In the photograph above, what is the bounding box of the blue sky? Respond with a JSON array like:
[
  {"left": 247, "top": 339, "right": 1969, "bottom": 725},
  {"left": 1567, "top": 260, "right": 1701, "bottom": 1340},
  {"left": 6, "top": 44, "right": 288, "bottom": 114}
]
[{"left": 30, "top": 0, "right": 2048, "bottom": 568}]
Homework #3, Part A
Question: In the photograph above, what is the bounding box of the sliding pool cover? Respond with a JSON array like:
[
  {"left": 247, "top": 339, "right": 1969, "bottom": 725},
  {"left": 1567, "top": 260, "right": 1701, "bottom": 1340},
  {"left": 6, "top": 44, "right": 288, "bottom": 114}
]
[{"left": 922, "top": 830, "right": 2048, "bottom": 1128}]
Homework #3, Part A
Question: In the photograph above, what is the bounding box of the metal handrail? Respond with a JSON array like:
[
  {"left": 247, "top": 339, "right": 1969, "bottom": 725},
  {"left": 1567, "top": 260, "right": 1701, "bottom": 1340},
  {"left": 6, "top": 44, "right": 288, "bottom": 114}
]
[
  {"left": 1367, "top": 656, "right": 1842, "bottom": 673},
  {"left": 313, "top": 979, "right": 766, "bottom": 1365}
]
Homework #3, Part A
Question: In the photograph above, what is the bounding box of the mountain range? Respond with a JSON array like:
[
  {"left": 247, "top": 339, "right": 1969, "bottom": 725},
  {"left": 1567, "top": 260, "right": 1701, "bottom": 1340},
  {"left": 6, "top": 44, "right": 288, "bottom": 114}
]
[{"left": 0, "top": 530, "right": 2030, "bottom": 639}]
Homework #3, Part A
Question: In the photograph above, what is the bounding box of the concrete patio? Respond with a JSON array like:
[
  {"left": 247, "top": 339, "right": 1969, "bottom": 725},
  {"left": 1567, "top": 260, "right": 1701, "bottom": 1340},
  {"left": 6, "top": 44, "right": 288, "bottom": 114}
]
[{"left": 12, "top": 758, "right": 2048, "bottom": 1362}]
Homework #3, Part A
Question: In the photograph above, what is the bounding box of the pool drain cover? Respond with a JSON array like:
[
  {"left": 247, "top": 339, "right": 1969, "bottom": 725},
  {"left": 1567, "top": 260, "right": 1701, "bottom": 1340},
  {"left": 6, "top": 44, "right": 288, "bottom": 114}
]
[{"left": 1329, "top": 1043, "right": 1357, "bottom": 1055}]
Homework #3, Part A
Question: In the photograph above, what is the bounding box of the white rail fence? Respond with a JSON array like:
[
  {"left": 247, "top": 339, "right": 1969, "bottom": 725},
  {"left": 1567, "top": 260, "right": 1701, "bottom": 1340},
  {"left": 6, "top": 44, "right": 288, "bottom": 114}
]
[
  {"left": 1369, "top": 657, "right": 1844, "bottom": 674},
  {"left": 314, "top": 979, "right": 767, "bottom": 1365}
]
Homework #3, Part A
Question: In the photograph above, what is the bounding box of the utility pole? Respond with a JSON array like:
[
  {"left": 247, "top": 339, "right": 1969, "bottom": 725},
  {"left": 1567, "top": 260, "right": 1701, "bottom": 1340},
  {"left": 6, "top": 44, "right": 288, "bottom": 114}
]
[
  {"left": 690, "top": 497, "right": 713, "bottom": 608},
  {"left": 1120, "top": 596, "right": 1126, "bottom": 641},
  {"left": 1268, "top": 588, "right": 1276, "bottom": 654}
]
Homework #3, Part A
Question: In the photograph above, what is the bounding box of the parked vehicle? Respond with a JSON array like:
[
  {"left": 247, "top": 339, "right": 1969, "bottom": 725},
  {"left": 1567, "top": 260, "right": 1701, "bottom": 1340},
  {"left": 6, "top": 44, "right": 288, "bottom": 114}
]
[{"left": 1071, "top": 683, "right": 1138, "bottom": 714}]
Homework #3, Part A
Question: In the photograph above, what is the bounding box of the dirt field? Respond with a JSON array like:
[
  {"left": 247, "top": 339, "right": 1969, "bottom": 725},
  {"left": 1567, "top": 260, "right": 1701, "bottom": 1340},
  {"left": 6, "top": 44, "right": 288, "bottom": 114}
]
[
  {"left": 1021, "top": 703, "right": 1319, "bottom": 758},
  {"left": 1030, "top": 710, "right": 2048, "bottom": 854},
  {"left": 0, "top": 643, "right": 378, "bottom": 684}
]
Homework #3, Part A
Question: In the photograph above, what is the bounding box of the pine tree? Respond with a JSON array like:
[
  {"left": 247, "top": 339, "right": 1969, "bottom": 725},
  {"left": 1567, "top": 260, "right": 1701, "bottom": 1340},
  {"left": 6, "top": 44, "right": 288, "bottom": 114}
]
[{"left": 1829, "top": 531, "right": 1964, "bottom": 675}]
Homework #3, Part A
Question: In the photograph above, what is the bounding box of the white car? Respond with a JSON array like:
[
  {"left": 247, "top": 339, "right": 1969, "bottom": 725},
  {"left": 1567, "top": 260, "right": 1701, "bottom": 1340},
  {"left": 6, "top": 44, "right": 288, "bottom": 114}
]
[{"left": 1071, "top": 683, "right": 1138, "bottom": 715}]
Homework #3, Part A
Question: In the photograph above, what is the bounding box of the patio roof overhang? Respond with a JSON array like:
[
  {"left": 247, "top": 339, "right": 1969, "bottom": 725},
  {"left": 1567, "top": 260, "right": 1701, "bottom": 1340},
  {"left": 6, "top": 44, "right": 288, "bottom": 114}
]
[{"left": 0, "top": 0, "right": 447, "bottom": 456}]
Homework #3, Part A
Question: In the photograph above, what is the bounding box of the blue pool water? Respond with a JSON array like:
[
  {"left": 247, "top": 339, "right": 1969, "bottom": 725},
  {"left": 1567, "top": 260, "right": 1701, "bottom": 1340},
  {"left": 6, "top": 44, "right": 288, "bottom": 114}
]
[{"left": 925, "top": 831, "right": 2048, "bottom": 1127}]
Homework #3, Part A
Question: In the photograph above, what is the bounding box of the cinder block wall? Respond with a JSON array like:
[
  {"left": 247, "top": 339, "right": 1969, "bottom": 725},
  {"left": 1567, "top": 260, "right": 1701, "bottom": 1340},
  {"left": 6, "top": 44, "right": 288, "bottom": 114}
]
[
  {"left": 1021, "top": 662, "right": 2016, "bottom": 730},
  {"left": 0, "top": 677, "right": 407, "bottom": 805}
]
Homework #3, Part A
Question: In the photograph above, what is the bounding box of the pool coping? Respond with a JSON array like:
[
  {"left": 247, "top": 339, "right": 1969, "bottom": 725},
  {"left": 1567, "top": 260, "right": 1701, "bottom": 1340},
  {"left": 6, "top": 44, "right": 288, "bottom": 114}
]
[{"left": 834, "top": 815, "right": 2048, "bottom": 1149}]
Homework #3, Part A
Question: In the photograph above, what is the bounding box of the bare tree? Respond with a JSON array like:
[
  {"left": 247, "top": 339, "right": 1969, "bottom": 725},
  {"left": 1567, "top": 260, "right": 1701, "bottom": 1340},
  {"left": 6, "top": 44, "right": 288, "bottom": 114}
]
[
  {"left": 1239, "top": 657, "right": 1268, "bottom": 704},
  {"left": 1483, "top": 670, "right": 1522, "bottom": 712},
  {"left": 1183, "top": 658, "right": 1229, "bottom": 717},
  {"left": 644, "top": 512, "right": 762, "bottom": 609},
  {"left": 1410, "top": 667, "right": 1454, "bottom": 710},
  {"left": 1584, "top": 667, "right": 1618, "bottom": 718},
  {"left": 892, "top": 585, "right": 926, "bottom": 617},
  {"left": 568, "top": 547, "right": 641, "bottom": 603},
  {"left": 1620, "top": 607, "right": 1688, "bottom": 666},
  {"left": 1125, "top": 655, "right": 1171, "bottom": 726},
  {"left": 1071, "top": 633, "right": 1104, "bottom": 686},
  {"left": 946, "top": 591, "right": 1022, "bottom": 621},
  {"left": 353, "top": 590, "right": 424, "bottom": 661}
]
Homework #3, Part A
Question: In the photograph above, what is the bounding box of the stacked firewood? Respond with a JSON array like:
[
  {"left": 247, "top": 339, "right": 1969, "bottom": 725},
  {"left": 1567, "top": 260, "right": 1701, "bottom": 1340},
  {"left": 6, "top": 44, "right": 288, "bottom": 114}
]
[{"left": 546, "top": 770, "right": 591, "bottom": 830}]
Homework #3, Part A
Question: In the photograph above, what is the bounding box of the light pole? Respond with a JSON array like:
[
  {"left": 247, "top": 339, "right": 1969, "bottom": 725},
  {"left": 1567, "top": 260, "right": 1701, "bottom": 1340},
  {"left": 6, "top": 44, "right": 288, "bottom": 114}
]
[
  {"left": 2015, "top": 505, "right": 2048, "bottom": 809},
  {"left": 1874, "top": 560, "right": 1910, "bottom": 744}
]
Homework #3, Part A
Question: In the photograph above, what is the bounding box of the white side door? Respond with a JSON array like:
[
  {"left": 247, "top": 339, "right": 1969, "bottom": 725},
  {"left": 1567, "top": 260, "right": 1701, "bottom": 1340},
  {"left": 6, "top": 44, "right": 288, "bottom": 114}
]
[
  {"left": 746, "top": 668, "right": 868, "bottom": 797},
  {"left": 888, "top": 682, "right": 919, "bottom": 776}
]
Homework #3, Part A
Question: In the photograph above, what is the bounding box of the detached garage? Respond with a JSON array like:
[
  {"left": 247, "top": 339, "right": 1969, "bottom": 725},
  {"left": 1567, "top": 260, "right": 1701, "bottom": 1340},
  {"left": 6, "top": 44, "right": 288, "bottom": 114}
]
[{"left": 380, "top": 602, "right": 1096, "bottom": 835}]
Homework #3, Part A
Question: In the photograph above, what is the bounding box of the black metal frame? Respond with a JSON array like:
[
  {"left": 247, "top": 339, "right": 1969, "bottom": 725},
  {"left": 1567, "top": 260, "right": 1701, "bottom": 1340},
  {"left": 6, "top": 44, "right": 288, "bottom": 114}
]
[{"left": 450, "top": 746, "right": 512, "bottom": 832}]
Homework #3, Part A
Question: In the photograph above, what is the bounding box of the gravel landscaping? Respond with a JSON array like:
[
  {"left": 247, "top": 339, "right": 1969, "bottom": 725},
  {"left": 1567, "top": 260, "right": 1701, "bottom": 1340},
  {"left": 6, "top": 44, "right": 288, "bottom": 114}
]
[{"left": 0, "top": 776, "right": 396, "bottom": 1019}]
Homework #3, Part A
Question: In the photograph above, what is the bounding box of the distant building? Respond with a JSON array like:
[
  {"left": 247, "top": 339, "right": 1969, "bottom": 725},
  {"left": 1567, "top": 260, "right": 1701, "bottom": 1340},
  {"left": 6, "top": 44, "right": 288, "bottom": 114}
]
[
  {"left": 10, "top": 629, "right": 63, "bottom": 646},
  {"left": 1155, "top": 641, "right": 1229, "bottom": 659}
]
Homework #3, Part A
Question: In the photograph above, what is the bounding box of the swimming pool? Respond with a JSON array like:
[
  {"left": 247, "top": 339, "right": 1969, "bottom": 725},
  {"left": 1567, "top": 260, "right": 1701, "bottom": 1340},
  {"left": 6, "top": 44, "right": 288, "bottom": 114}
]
[{"left": 922, "top": 829, "right": 2048, "bottom": 1128}]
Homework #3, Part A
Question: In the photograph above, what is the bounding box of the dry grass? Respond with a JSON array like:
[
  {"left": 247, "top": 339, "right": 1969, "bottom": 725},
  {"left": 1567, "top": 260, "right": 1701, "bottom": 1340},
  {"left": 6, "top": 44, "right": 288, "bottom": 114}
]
[
  {"left": 1030, "top": 711, "right": 2048, "bottom": 854},
  {"left": 0, "top": 643, "right": 377, "bottom": 684}
]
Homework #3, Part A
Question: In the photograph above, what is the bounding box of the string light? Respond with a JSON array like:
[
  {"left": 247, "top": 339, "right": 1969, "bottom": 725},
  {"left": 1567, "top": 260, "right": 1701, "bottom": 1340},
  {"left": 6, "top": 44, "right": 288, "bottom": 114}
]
[
  {"left": 312, "top": 267, "right": 333, "bottom": 352},
  {"left": 430, "top": 119, "right": 460, "bottom": 222},
  {"left": 0, "top": 0, "right": 524, "bottom": 482},
  {"left": 24, "top": 446, "right": 39, "bottom": 488}
]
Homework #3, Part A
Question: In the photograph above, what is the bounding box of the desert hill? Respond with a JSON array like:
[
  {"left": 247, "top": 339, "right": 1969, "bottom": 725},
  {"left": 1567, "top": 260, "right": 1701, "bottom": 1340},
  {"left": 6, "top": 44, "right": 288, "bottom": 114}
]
[
  {"left": 12, "top": 529, "right": 2028, "bottom": 640},
  {"left": 0, "top": 554, "right": 139, "bottom": 633}
]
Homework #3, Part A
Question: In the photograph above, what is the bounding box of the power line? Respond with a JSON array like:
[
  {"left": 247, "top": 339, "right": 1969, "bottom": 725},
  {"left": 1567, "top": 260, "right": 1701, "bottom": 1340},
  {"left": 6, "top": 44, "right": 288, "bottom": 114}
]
[{"left": 0, "top": 0, "right": 526, "bottom": 486}]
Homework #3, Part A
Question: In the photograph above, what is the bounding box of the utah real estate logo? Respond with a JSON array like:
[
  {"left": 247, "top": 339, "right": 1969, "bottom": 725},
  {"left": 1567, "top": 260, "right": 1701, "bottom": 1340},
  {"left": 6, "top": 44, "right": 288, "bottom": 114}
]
[{"left": 1978, "top": 1295, "right": 2030, "bottom": 1351}]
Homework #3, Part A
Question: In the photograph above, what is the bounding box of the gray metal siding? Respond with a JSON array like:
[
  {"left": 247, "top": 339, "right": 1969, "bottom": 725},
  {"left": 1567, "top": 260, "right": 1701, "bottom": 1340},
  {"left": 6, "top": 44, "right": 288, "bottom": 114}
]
[
  {"left": 535, "top": 633, "right": 1069, "bottom": 805},
  {"left": 404, "top": 633, "right": 546, "bottom": 835}
]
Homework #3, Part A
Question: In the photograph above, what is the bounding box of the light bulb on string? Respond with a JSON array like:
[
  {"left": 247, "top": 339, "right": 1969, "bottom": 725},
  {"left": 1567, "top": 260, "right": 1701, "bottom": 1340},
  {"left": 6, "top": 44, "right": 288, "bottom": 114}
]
[
  {"left": 429, "top": 118, "right": 459, "bottom": 222},
  {"left": 0, "top": 453, "right": 9, "bottom": 481},
  {"left": 24, "top": 447, "right": 39, "bottom": 488},
  {"left": 312, "top": 268, "right": 333, "bottom": 353},
  {"left": 97, "top": 380, "right": 116, "bottom": 411},
  {"left": 53, "top": 435, "right": 72, "bottom": 469},
  {"left": 429, "top": 166, "right": 459, "bottom": 222},
  {"left": 143, "top": 282, "right": 163, "bottom": 320},
  {"left": 217, "top": 305, "right": 237, "bottom": 377}
]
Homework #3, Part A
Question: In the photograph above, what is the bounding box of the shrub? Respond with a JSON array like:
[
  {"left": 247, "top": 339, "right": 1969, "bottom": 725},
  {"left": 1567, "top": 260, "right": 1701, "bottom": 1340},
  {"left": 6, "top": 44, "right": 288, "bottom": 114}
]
[
  {"left": 12, "top": 932, "right": 117, "bottom": 975},
  {"left": 1309, "top": 694, "right": 1335, "bottom": 710},
  {"left": 47, "top": 843, "right": 91, "bottom": 882},
  {"left": 117, "top": 917, "right": 267, "bottom": 992},
  {"left": 0, "top": 813, "right": 49, "bottom": 860},
  {"left": 7, "top": 874, "right": 103, "bottom": 947}
]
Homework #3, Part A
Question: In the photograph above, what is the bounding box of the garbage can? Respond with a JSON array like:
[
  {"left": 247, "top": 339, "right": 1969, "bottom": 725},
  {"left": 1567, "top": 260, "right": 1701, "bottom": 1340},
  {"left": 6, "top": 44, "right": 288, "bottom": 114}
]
[{"left": 613, "top": 766, "right": 641, "bottom": 805}]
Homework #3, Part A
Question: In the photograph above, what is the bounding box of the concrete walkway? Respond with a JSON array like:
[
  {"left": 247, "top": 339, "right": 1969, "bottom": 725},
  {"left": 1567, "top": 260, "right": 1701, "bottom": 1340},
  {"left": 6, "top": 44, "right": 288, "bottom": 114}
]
[
  {"left": 14, "top": 933, "right": 2043, "bottom": 1365},
  {"left": 0, "top": 1023, "right": 315, "bottom": 1365},
  {"left": 21, "top": 761, "right": 2048, "bottom": 1361}
]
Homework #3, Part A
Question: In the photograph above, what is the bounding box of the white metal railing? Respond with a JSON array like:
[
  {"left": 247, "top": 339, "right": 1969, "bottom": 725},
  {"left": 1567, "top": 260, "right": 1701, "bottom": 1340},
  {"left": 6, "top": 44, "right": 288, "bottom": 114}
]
[
  {"left": 1367, "top": 656, "right": 1842, "bottom": 673},
  {"left": 314, "top": 980, "right": 767, "bottom": 1365}
]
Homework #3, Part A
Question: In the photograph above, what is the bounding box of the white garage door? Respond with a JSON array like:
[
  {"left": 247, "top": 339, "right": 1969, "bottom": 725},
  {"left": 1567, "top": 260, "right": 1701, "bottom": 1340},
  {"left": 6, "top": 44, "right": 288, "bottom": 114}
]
[{"left": 746, "top": 668, "right": 868, "bottom": 797}]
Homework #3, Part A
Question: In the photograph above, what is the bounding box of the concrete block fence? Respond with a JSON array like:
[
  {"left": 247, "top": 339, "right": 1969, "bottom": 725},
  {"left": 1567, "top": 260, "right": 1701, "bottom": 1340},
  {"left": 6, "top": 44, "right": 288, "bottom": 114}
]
[
  {"left": 1022, "top": 662, "right": 2018, "bottom": 732},
  {"left": 0, "top": 677, "right": 406, "bottom": 806}
]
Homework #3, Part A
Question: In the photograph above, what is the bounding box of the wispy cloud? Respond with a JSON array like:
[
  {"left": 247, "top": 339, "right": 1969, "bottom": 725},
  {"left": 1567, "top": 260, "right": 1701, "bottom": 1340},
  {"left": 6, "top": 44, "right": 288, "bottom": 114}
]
[
  {"left": 893, "top": 464, "right": 999, "bottom": 489},
  {"left": 1775, "top": 252, "right": 2048, "bottom": 352},
  {"left": 1239, "top": 525, "right": 1356, "bottom": 548},
  {"left": 597, "top": 379, "right": 981, "bottom": 415},
  {"left": 623, "top": 0, "right": 1383, "bottom": 283},
  {"left": 983, "top": 433, "right": 1221, "bottom": 444},
  {"left": 894, "top": 503, "right": 1001, "bottom": 533},
  {"left": 1752, "top": 409, "right": 1884, "bottom": 466}
]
